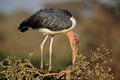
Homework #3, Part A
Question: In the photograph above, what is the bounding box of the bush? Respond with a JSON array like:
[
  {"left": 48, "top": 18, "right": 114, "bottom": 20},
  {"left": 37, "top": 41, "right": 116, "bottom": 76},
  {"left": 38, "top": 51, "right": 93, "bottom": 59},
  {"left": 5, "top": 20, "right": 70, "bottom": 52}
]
[{"left": 0, "top": 45, "right": 114, "bottom": 80}]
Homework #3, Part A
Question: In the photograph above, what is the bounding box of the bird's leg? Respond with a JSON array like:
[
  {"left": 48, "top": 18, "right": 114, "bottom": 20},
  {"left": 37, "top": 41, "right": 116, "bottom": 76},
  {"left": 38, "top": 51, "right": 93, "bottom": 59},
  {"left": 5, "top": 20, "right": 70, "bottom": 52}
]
[
  {"left": 48, "top": 36, "right": 54, "bottom": 71},
  {"left": 40, "top": 35, "right": 49, "bottom": 70}
]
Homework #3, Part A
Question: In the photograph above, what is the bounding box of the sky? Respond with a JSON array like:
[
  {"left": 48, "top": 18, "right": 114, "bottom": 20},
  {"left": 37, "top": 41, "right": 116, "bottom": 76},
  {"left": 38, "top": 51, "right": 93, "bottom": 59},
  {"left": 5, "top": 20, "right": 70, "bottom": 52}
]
[
  {"left": 0, "top": 0, "right": 119, "bottom": 13},
  {"left": 0, "top": 0, "right": 69, "bottom": 13}
]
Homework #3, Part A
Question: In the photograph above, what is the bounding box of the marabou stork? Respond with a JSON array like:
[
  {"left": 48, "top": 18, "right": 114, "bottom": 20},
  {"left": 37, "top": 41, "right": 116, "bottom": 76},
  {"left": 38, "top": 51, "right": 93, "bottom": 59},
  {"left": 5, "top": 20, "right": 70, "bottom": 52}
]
[{"left": 18, "top": 8, "right": 79, "bottom": 71}]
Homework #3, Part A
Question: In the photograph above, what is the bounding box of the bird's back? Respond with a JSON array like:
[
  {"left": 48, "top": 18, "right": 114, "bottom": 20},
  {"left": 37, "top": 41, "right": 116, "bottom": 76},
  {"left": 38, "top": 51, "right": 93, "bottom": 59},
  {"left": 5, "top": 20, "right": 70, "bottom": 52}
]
[{"left": 18, "top": 9, "right": 72, "bottom": 32}]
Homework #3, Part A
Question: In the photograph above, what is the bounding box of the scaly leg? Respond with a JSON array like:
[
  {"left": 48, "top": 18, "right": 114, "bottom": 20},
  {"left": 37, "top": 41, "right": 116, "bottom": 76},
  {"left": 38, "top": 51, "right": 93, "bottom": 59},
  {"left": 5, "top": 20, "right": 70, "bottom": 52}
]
[
  {"left": 48, "top": 36, "right": 54, "bottom": 71},
  {"left": 40, "top": 35, "right": 49, "bottom": 69}
]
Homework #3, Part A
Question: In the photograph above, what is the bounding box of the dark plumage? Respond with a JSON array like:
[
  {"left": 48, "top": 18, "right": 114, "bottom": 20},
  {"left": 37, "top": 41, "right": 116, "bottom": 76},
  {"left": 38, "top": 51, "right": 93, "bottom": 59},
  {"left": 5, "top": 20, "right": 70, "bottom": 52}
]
[{"left": 18, "top": 9, "right": 72, "bottom": 32}]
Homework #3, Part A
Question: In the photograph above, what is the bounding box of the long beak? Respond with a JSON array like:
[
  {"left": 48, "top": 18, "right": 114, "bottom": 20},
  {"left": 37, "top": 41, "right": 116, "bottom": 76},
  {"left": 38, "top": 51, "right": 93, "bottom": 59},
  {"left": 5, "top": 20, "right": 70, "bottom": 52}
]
[
  {"left": 72, "top": 45, "right": 78, "bottom": 64},
  {"left": 66, "top": 30, "right": 79, "bottom": 65}
]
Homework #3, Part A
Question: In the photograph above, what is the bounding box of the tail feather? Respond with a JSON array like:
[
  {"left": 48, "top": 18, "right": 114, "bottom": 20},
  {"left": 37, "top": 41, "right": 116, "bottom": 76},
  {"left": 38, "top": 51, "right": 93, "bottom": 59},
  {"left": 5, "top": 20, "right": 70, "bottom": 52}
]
[
  {"left": 18, "top": 26, "right": 28, "bottom": 32},
  {"left": 18, "top": 22, "right": 29, "bottom": 32}
]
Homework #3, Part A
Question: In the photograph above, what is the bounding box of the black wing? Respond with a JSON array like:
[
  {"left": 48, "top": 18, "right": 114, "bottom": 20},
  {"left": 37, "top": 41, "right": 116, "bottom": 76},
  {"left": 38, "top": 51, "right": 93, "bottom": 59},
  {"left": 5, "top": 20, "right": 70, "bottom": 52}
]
[{"left": 18, "top": 9, "right": 72, "bottom": 32}]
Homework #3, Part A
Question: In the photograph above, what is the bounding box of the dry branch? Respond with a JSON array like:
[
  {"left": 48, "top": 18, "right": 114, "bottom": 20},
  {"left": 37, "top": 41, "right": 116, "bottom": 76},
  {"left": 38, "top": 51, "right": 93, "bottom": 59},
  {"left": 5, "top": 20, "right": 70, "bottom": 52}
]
[{"left": 0, "top": 46, "right": 114, "bottom": 80}]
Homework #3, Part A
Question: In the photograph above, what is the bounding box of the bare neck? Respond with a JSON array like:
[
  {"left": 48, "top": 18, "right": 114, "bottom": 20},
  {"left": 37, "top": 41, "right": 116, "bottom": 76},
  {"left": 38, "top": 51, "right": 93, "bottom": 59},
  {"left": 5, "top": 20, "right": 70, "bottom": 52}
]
[{"left": 66, "top": 30, "right": 79, "bottom": 49}]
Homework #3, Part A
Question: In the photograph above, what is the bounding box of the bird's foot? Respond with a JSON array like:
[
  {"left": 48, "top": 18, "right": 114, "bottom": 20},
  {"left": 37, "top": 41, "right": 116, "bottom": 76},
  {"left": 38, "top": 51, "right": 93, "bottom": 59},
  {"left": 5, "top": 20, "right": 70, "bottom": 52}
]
[
  {"left": 48, "top": 67, "right": 52, "bottom": 72},
  {"left": 40, "top": 66, "right": 44, "bottom": 70},
  {"left": 48, "top": 66, "right": 53, "bottom": 72}
]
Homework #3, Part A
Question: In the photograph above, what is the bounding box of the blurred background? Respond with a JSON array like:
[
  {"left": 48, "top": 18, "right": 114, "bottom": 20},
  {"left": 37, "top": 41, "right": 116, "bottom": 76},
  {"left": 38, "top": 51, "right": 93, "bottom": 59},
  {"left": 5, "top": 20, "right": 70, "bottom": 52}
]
[{"left": 0, "top": 0, "right": 120, "bottom": 79}]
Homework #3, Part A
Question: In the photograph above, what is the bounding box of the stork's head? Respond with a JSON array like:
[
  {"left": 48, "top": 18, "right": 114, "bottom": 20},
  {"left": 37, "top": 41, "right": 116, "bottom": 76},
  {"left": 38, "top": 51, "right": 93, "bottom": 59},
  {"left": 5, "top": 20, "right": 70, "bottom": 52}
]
[
  {"left": 66, "top": 30, "right": 79, "bottom": 64},
  {"left": 63, "top": 9, "right": 72, "bottom": 18}
]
